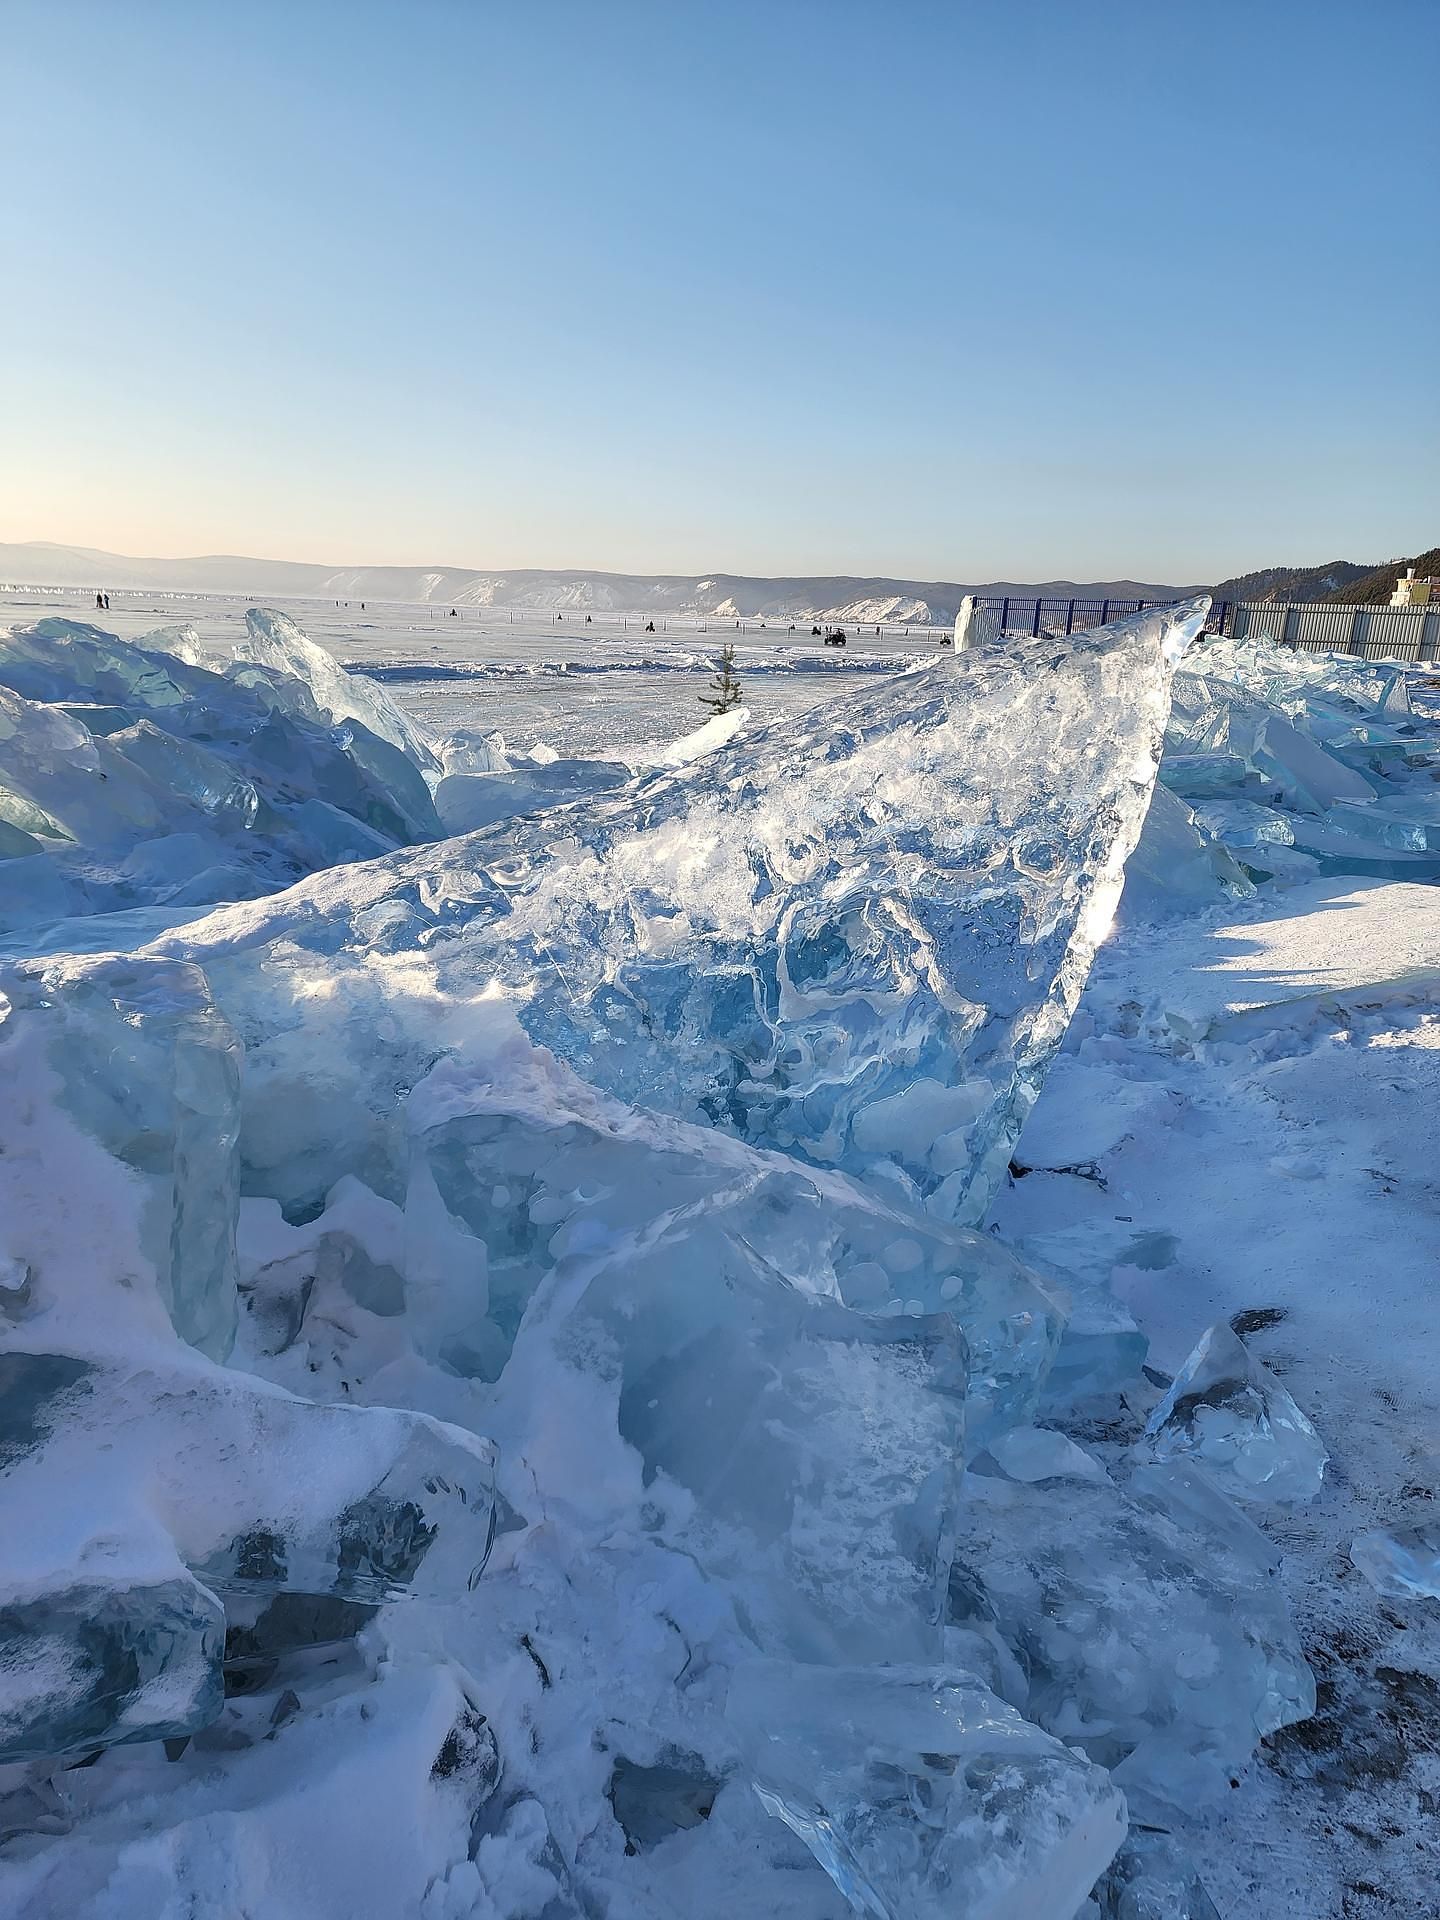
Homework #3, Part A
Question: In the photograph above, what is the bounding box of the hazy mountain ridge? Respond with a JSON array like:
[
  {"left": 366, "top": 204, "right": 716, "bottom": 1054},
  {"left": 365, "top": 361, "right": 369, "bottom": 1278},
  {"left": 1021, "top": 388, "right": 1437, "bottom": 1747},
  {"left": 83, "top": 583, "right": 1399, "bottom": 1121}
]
[{"left": 0, "top": 540, "right": 1200, "bottom": 627}]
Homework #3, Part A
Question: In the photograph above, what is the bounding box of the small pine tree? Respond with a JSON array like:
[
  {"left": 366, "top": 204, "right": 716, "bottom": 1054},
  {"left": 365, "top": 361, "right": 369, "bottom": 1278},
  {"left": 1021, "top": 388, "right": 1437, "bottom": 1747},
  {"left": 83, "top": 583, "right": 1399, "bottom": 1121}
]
[{"left": 699, "top": 640, "right": 743, "bottom": 715}]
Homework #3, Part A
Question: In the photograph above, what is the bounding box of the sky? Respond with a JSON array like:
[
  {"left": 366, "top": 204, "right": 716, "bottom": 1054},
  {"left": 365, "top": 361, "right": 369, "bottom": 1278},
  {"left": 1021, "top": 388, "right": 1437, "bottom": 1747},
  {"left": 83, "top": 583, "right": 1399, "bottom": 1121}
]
[{"left": 3, "top": 0, "right": 1437, "bottom": 584}]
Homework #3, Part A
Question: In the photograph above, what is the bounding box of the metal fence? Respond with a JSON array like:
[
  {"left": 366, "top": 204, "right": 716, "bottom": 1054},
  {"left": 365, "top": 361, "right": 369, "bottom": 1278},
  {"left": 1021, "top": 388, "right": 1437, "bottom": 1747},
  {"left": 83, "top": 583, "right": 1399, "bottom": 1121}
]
[
  {"left": 968, "top": 595, "right": 1230, "bottom": 641},
  {"left": 970, "top": 595, "right": 1439, "bottom": 663},
  {"left": 1217, "top": 599, "right": 1440, "bottom": 663}
]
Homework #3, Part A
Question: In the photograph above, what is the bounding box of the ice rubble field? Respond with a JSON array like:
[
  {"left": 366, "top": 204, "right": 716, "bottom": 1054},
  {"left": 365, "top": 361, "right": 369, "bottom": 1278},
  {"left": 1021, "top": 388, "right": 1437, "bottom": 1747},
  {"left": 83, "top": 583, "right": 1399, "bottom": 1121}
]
[{"left": 0, "top": 598, "right": 1438, "bottom": 1919}]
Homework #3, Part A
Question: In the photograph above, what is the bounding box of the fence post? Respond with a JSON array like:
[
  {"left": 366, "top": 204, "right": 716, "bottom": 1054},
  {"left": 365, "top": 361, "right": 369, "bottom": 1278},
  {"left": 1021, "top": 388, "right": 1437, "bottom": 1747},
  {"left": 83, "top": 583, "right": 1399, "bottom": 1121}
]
[
  {"left": 1065, "top": 599, "right": 1075, "bottom": 635},
  {"left": 1031, "top": 599, "right": 1042, "bottom": 636},
  {"left": 1100, "top": 599, "right": 1109, "bottom": 624},
  {"left": 1348, "top": 607, "right": 1363, "bottom": 657},
  {"left": 1000, "top": 596, "right": 1009, "bottom": 632}
]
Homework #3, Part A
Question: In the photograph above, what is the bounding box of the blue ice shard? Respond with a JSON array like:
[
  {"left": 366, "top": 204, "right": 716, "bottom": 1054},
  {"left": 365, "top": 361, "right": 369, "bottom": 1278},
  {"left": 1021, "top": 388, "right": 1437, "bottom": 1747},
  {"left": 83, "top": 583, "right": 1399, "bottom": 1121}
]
[
  {"left": 1350, "top": 1524, "right": 1440, "bottom": 1601},
  {"left": 1136, "top": 1321, "right": 1327, "bottom": 1505},
  {"left": 955, "top": 1447, "right": 1314, "bottom": 1804}
]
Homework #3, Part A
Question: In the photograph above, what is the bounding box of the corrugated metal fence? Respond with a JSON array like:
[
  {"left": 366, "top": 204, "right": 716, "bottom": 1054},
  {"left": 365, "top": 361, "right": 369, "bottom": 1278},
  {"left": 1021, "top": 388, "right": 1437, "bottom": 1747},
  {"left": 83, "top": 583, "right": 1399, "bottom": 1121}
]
[
  {"left": 1219, "top": 599, "right": 1440, "bottom": 662},
  {"left": 968, "top": 596, "right": 1440, "bottom": 663}
]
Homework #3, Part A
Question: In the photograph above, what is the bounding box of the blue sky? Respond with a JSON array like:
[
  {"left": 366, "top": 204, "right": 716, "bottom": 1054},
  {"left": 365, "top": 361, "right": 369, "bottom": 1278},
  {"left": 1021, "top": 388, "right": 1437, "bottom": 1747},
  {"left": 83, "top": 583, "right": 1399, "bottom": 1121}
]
[{"left": 4, "top": 0, "right": 1436, "bottom": 582}]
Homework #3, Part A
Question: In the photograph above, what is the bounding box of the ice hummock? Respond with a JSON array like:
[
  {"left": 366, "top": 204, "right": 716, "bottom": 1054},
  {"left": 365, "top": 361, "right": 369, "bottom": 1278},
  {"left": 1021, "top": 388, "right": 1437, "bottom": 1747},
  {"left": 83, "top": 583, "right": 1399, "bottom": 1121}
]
[
  {"left": 0, "top": 614, "right": 443, "bottom": 934},
  {"left": 0, "top": 598, "right": 1330, "bottom": 1918},
  {"left": 154, "top": 597, "right": 1210, "bottom": 1229},
  {"left": 1155, "top": 631, "right": 1440, "bottom": 890}
]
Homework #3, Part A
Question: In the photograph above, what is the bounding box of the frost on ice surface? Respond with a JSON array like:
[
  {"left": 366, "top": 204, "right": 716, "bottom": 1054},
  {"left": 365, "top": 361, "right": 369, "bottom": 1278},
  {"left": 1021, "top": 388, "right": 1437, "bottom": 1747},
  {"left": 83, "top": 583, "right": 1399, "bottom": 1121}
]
[
  {"left": 1350, "top": 1524, "right": 1440, "bottom": 1601},
  {"left": 728, "top": 1661, "right": 1126, "bottom": 1920},
  {"left": 1135, "top": 1320, "right": 1328, "bottom": 1505}
]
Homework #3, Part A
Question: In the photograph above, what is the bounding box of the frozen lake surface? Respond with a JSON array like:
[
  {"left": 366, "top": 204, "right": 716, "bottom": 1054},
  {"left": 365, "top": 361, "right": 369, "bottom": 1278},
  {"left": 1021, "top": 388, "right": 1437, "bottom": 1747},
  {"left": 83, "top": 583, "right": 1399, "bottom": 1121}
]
[{"left": 0, "top": 585, "right": 943, "bottom": 754}]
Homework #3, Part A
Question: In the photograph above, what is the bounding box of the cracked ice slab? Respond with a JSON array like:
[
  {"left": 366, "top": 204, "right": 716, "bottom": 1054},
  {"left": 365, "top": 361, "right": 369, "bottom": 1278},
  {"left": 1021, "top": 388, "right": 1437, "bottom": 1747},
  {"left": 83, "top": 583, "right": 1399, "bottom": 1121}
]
[{"left": 152, "top": 598, "right": 1207, "bottom": 1227}]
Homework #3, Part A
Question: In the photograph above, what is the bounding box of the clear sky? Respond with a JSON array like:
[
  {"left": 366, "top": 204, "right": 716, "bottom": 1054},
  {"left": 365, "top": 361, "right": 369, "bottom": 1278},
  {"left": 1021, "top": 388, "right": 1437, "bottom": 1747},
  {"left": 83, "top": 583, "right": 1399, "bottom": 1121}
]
[{"left": 4, "top": 0, "right": 1437, "bottom": 583}]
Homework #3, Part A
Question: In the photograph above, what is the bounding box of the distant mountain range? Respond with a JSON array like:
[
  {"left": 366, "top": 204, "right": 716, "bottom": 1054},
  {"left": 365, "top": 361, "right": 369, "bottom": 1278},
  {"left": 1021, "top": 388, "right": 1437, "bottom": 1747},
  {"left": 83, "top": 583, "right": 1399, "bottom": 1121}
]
[
  {"left": 3, "top": 537, "right": 1431, "bottom": 623},
  {"left": 1207, "top": 560, "right": 1376, "bottom": 604},
  {"left": 1207, "top": 550, "right": 1440, "bottom": 607},
  {"left": 0, "top": 540, "right": 1203, "bottom": 628},
  {"left": 1329, "top": 547, "right": 1440, "bottom": 606}
]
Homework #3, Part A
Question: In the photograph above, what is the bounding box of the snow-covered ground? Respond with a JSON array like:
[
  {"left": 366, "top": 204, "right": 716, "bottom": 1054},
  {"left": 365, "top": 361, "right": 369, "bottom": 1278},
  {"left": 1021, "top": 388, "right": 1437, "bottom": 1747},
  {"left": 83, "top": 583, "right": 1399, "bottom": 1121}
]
[
  {"left": 1, "top": 593, "right": 1437, "bottom": 1919},
  {"left": 1001, "top": 878, "right": 1440, "bottom": 1917}
]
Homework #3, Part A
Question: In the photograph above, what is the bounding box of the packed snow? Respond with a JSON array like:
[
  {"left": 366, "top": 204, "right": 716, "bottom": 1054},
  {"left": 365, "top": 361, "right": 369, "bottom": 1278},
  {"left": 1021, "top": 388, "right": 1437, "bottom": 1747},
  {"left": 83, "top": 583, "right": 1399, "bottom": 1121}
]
[{"left": 0, "top": 590, "right": 1437, "bottom": 1920}]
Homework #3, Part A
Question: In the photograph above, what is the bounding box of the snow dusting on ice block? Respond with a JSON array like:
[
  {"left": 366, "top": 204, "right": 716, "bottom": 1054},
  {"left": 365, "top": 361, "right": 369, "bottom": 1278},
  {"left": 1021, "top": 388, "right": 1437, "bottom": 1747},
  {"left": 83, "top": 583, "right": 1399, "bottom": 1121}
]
[
  {"left": 433, "top": 756, "right": 631, "bottom": 833},
  {"left": 0, "top": 1353, "right": 500, "bottom": 1613},
  {"left": 728, "top": 1661, "right": 1125, "bottom": 1920},
  {"left": 1136, "top": 1320, "right": 1327, "bottom": 1505},
  {"left": 0, "top": 1661, "right": 500, "bottom": 1918},
  {"left": 408, "top": 1050, "right": 1061, "bottom": 1437}
]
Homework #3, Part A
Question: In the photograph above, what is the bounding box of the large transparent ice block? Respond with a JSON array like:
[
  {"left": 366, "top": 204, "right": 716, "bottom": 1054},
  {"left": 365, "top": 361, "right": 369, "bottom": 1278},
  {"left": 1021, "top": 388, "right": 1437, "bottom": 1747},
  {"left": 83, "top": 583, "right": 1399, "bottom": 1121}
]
[
  {"left": 0, "top": 1574, "right": 224, "bottom": 1764},
  {"left": 238, "top": 607, "right": 439, "bottom": 776},
  {"left": 955, "top": 1449, "right": 1314, "bottom": 1804},
  {"left": 1135, "top": 1321, "right": 1327, "bottom": 1505},
  {"left": 409, "top": 1061, "right": 1061, "bottom": 1436},
  {"left": 728, "top": 1661, "right": 1126, "bottom": 1920},
  {"left": 502, "top": 1190, "right": 970, "bottom": 1662},
  {"left": 164, "top": 599, "right": 1208, "bottom": 1228}
]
